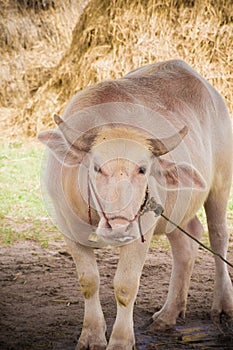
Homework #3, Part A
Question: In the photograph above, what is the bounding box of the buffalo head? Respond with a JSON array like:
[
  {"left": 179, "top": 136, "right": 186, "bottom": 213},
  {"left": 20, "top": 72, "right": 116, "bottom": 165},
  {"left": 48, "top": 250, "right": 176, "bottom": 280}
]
[{"left": 38, "top": 114, "right": 205, "bottom": 245}]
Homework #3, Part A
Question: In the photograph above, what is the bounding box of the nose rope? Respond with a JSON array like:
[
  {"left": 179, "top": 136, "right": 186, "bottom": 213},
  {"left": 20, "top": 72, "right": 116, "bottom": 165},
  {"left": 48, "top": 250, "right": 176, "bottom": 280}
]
[
  {"left": 141, "top": 197, "right": 233, "bottom": 269},
  {"left": 87, "top": 172, "right": 149, "bottom": 242},
  {"left": 87, "top": 179, "right": 233, "bottom": 268},
  {"left": 87, "top": 172, "right": 109, "bottom": 226}
]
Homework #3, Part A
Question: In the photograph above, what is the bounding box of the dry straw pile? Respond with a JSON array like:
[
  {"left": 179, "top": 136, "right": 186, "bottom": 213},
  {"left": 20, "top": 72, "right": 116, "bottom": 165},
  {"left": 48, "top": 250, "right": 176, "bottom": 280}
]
[
  {"left": 1, "top": 0, "right": 233, "bottom": 138},
  {"left": 0, "top": 0, "right": 83, "bottom": 137}
]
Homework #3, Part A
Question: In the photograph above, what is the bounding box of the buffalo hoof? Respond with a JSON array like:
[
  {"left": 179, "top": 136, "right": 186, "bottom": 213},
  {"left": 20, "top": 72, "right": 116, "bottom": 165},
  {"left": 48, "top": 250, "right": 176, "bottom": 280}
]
[
  {"left": 107, "top": 341, "right": 136, "bottom": 350},
  {"left": 211, "top": 309, "right": 233, "bottom": 324},
  {"left": 107, "top": 345, "right": 136, "bottom": 350},
  {"left": 76, "top": 343, "right": 106, "bottom": 350},
  {"left": 76, "top": 337, "right": 107, "bottom": 350},
  {"left": 146, "top": 317, "right": 174, "bottom": 332}
]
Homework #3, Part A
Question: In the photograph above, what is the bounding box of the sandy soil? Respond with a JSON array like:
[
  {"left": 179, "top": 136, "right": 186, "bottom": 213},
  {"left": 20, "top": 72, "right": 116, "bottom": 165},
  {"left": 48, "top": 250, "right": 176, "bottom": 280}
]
[{"left": 0, "top": 239, "right": 233, "bottom": 350}]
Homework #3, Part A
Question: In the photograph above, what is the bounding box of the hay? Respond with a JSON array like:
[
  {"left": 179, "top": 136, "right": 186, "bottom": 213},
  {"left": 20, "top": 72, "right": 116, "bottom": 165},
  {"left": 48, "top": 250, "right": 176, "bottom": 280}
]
[
  {"left": 0, "top": 0, "right": 84, "bottom": 137},
  {"left": 1, "top": 0, "right": 233, "bottom": 138}
]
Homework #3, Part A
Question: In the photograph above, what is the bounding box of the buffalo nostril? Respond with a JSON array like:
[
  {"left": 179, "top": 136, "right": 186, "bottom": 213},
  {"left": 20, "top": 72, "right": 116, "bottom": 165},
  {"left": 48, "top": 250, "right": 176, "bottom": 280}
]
[{"left": 108, "top": 218, "right": 130, "bottom": 231}]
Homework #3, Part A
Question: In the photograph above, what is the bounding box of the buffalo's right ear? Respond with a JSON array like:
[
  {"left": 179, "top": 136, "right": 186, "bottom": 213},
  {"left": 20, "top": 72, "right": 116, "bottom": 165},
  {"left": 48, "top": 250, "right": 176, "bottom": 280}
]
[{"left": 38, "top": 130, "right": 87, "bottom": 166}]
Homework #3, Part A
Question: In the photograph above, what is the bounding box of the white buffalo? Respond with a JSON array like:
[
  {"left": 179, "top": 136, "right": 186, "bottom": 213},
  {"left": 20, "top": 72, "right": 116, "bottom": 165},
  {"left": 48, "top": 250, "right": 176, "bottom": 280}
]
[{"left": 38, "top": 60, "right": 233, "bottom": 349}]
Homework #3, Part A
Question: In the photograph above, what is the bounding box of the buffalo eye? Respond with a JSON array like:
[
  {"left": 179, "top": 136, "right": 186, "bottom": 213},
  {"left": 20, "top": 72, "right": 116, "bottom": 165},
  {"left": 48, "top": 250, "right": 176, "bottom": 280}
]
[
  {"left": 94, "top": 165, "right": 102, "bottom": 173},
  {"left": 138, "top": 166, "right": 146, "bottom": 174}
]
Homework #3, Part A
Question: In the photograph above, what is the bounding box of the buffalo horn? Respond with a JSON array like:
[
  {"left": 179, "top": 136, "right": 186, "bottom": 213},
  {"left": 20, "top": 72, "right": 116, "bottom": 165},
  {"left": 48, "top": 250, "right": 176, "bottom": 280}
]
[
  {"left": 53, "top": 114, "right": 96, "bottom": 152},
  {"left": 149, "top": 125, "right": 188, "bottom": 157}
]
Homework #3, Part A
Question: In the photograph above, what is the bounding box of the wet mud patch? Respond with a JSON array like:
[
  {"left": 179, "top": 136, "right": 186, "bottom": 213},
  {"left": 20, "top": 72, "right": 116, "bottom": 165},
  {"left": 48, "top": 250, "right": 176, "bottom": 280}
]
[
  {"left": 135, "top": 317, "right": 233, "bottom": 349},
  {"left": 0, "top": 240, "right": 232, "bottom": 349}
]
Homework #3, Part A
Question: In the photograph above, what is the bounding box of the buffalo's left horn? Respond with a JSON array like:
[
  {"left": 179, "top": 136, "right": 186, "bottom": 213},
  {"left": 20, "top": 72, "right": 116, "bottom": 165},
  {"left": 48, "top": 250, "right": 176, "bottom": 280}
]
[
  {"left": 54, "top": 114, "right": 96, "bottom": 152},
  {"left": 148, "top": 125, "right": 188, "bottom": 157}
]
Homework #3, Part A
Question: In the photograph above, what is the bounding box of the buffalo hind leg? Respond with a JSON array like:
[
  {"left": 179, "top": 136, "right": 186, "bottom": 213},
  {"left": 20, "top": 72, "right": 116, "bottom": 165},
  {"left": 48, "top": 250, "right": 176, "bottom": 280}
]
[
  {"left": 150, "top": 216, "right": 203, "bottom": 330},
  {"left": 64, "top": 237, "right": 107, "bottom": 350},
  {"left": 204, "top": 188, "right": 233, "bottom": 322}
]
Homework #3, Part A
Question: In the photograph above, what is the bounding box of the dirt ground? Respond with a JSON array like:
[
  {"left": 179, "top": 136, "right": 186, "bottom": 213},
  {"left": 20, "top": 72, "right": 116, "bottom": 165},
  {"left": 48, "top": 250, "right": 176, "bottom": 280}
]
[{"left": 0, "top": 239, "right": 233, "bottom": 350}]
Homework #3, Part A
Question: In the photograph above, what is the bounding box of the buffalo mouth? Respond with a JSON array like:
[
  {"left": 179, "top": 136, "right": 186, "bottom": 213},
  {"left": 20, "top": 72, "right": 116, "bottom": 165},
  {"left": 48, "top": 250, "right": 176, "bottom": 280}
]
[{"left": 96, "top": 216, "right": 140, "bottom": 244}]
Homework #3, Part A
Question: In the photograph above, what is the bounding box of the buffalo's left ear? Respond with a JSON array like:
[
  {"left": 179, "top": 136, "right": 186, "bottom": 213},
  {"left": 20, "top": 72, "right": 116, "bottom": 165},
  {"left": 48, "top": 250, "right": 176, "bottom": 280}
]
[{"left": 154, "top": 158, "right": 206, "bottom": 191}]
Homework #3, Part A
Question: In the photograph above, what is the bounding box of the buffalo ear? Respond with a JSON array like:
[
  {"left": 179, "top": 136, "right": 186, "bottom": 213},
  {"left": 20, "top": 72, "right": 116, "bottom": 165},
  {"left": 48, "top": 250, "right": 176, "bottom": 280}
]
[
  {"left": 37, "top": 130, "right": 87, "bottom": 166},
  {"left": 154, "top": 158, "right": 206, "bottom": 190}
]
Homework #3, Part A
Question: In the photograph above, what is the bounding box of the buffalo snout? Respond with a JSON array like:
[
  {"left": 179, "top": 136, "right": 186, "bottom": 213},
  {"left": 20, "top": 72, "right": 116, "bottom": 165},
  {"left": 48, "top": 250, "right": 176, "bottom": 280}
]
[{"left": 108, "top": 217, "right": 131, "bottom": 233}]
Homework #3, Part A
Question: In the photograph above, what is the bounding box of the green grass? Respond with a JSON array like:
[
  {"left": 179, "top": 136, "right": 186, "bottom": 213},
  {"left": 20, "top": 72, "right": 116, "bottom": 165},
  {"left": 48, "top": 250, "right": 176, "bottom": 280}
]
[{"left": 0, "top": 140, "right": 61, "bottom": 246}]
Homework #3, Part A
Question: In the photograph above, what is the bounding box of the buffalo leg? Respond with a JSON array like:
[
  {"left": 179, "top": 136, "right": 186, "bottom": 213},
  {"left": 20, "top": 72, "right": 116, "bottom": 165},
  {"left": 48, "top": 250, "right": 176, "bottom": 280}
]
[
  {"left": 107, "top": 229, "right": 154, "bottom": 350},
  {"left": 64, "top": 237, "right": 107, "bottom": 350},
  {"left": 205, "top": 187, "right": 233, "bottom": 321},
  {"left": 150, "top": 216, "right": 203, "bottom": 329}
]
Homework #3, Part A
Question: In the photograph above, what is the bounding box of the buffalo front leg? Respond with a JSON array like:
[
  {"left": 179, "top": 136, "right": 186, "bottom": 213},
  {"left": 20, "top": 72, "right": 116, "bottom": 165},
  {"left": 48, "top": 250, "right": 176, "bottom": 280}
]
[
  {"left": 150, "top": 216, "right": 203, "bottom": 330},
  {"left": 107, "top": 229, "right": 154, "bottom": 350},
  {"left": 64, "top": 237, "right": 107, "bottom": 350}
]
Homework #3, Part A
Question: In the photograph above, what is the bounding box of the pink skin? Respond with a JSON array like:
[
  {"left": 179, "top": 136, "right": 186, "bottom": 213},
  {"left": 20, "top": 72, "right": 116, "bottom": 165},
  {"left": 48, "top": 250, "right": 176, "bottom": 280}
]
[{"left": 91, "top": 158, "right": 149, "bottom": 242}]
